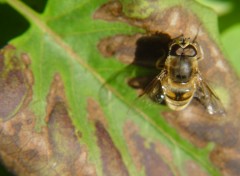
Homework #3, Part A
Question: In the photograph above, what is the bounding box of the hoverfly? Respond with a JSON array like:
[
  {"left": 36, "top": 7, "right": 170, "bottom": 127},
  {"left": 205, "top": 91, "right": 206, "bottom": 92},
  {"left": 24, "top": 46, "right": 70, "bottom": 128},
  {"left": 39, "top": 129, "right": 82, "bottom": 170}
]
[{"left": 144, "top": 35, "right": 225, "bottom": 115}]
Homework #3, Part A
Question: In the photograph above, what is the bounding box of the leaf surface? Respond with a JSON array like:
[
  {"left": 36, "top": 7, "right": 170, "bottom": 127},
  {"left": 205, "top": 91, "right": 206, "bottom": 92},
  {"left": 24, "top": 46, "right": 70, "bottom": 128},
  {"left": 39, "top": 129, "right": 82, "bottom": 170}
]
[{"left": 0, "top": 0, "right": 239, "bottom": 176}]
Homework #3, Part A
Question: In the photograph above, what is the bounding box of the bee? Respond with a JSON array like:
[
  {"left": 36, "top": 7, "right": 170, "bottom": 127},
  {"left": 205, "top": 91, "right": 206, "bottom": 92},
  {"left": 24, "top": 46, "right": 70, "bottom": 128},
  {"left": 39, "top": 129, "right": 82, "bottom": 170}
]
[{"left": 144, "top": 35, "right": 225, "bottom": 115}]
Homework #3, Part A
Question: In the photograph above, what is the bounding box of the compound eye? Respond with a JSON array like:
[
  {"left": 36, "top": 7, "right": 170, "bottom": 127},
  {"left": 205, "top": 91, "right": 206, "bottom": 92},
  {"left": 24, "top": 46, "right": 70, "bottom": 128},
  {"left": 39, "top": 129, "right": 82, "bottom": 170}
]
[
  {"left": 169, "top": 44, "right": 183, "bottom": 56},
  {"left": 184, "top": 45, "right": 197, "bottom": 57}
]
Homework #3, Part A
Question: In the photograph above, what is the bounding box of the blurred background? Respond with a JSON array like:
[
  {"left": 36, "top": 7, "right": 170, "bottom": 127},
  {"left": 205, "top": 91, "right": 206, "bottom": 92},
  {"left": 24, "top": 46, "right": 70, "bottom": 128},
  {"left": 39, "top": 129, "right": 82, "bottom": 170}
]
[{"left": 197, "top": 0, "right": 240, "bottom": 75}]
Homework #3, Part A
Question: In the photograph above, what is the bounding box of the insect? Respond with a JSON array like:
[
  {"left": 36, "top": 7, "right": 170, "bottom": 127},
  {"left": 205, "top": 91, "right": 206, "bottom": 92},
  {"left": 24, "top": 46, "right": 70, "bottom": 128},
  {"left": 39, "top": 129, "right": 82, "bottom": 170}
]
[{"left": 144, "top": 35, "right": 225, "bottom": 115}]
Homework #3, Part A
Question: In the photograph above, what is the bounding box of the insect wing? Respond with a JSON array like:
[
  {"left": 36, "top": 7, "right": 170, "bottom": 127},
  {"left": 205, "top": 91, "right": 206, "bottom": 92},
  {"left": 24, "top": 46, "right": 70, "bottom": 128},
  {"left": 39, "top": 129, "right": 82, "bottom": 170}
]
[
  {"left": 140, "top": 69, "right": 166, "bottom": 104},
  {"left": 195, "top": 75, "right": 225, "bottom": 115}
]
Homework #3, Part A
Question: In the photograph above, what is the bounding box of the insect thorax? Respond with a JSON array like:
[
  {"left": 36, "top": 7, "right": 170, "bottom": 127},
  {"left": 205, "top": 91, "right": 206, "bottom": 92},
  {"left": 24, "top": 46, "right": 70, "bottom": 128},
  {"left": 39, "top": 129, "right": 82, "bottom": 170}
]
[{"left": 167, "top": 56, "right": 198, "bottom": 83}]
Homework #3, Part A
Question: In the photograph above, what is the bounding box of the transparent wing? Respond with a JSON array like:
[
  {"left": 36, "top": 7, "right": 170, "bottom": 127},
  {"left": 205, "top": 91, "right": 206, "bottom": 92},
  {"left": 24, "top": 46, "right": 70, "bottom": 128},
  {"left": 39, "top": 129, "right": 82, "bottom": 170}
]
[
  {"left": 139, "top": 69, "right": 167, "bottom": 104},
  {"left": 195, "top": 74, "right": 226, "bottom": 116}
]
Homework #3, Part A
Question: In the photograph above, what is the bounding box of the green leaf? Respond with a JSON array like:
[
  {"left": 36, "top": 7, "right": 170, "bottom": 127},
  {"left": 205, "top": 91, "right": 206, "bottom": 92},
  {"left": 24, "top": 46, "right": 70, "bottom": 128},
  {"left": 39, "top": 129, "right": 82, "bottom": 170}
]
[
  {"left": 1, "top": 0, "right": 239, "bottom": 176},
  {"left": 221, "top": 24, "right": 240, "bottom": 76}
]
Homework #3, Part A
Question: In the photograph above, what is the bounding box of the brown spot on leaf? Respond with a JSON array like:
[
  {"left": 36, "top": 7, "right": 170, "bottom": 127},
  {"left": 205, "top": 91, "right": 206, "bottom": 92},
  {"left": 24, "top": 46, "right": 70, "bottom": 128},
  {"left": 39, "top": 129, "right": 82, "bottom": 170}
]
[
  {"left": 225, "top": 159, "right": 240, "bottom": 176},
  {"left": 93, "top": 0, "right": 123, "bottom": 22},
  {"left": 95, "top": 1, "right": 201, "bottom": 36},
  {"left": 210, "top": 147, "right": 240, "bottom": 176},
  {"left": 87, "top": 98, "right": 129, "bottom": 176},
  {"left": 0, "top": 109, "right": 51, "bottom": 175},
  {"left": 0, "top": 45, "right": 33, "bottom": 121},
  {"left": 98, "top": 34, "right": 142, "bottom": 64},
  {"left": 124, "top": 120, "right": 174, "bottom": 176},
  {"left": 0, "top": 74, "right": 96, "bottom": 176},
  {"left": 163, "top": 102, "right": 240, "bottom": 176},
  {"left": 95, "top": 121, "right": 129, "bottom": 176},
  {"left": 46, "top": 74, "right": 96, "bottom": 176},
  {"left": 163, "top": 110, "right": 239, "bottom": 148},
  {"left": 186, "top": 122, "right": 238, "bottom": 148},
  {"left": 87, "top": 98, "right": 108, "bottom": 127}
]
